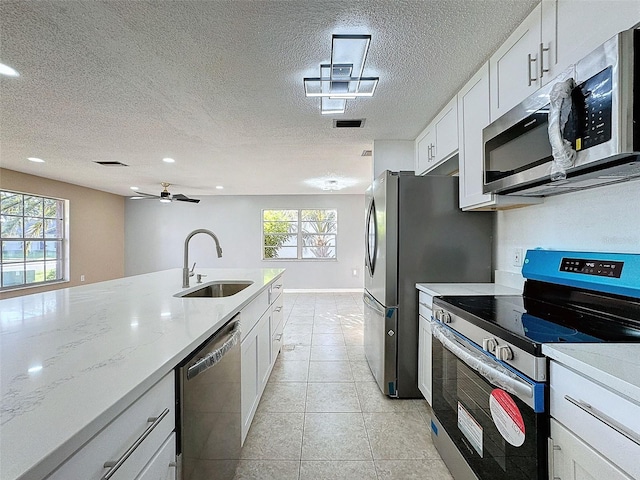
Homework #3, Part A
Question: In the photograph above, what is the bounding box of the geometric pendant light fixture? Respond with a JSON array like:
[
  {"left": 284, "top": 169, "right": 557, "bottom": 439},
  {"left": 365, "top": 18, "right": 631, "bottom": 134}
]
[{"left": 304, "top": 34, "right": 379, "bottom": 115}]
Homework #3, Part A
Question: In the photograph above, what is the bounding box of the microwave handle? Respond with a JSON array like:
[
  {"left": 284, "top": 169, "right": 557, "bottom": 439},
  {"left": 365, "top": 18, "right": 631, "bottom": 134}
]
[{"left": 432, "top": 322, "right": 534, "bottom": 402}]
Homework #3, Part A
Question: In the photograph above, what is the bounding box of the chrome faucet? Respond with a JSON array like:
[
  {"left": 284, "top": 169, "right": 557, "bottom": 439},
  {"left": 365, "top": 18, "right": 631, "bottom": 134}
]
[{"left": 183, "top": 229, "right": 223, "bottom": 288}]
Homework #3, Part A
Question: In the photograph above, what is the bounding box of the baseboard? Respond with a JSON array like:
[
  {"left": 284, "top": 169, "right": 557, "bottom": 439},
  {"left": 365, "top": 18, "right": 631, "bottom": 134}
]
[{"left": 283, "top": 288, "right": 364, "bottom": 293}]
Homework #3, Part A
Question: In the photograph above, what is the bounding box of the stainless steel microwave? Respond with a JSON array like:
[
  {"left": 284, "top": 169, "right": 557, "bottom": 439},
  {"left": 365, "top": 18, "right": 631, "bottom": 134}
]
[{"left": 483, "top": 28, "right": 640, "bottom": 197}]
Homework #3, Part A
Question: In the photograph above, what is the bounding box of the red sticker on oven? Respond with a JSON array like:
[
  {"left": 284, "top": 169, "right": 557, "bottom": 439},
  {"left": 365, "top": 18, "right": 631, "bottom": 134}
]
[{"left": 489, "top": 389, "right": 525, "bottom": 447}]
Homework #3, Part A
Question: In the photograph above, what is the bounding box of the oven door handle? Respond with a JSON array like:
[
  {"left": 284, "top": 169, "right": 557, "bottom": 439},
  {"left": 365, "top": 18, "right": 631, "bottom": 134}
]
[{"left": 432, "top": 322, "right": 534, "bottom": 402}]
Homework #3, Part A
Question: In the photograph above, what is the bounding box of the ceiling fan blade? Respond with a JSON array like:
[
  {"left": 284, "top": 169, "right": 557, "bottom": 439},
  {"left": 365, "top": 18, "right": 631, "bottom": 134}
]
[
  {"left": 173, "top": 194, "right": 200, "bottom": 203},
  {"left": 130, "top": 191, "right": 160, "bottom": 199}
]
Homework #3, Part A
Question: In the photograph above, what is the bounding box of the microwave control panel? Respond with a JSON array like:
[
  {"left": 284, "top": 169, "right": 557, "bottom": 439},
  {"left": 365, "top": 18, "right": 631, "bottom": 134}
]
[{"left": 565, "top": 66, "right": 613, "bottom": 151}]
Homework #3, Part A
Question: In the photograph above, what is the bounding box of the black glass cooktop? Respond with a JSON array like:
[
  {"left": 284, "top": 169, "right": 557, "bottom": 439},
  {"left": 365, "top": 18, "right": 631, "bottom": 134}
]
[{"left": 436, "top": 282, "right": 640, "bottom": 346}]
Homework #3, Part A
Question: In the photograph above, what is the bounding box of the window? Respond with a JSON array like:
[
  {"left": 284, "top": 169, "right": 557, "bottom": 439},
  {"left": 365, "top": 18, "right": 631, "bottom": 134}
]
[
  {"left": 263, "top": 209, "right": 337, "bottom": 260},
  {"left": 1, "top": 190, "right": 66, "bottom": 290}
]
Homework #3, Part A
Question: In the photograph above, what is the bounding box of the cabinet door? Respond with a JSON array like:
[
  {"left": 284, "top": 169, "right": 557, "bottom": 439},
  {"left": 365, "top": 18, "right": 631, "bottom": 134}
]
[
  {"left": 257, "top": 312, "right": 272, "bottom": 388},
  {"left": 541, "top": 0, "right": 640, "bottom": 85},
  {"left": 417, "top": 314, "right": 433, "bottom": 406},
  {"left": 458, "top": 63, "right": 493, "bottom": 210},
  {"left": 550, "top": 419, "right": 633, "bottom": 480},
  {"left": 490, "top": 3, "right": 542, "bottom": 120},
  {"left": 241, "top": 334, "right": 258, "bottom": 443},
  {"left": 434, "top": 97, "right": 458, "bottom": 163},
  {"left": 415, "top": 127, "right": 435, "bottom": 175},
  {"left": 135, "top": 434, "right": 176, "bottom": 480}
]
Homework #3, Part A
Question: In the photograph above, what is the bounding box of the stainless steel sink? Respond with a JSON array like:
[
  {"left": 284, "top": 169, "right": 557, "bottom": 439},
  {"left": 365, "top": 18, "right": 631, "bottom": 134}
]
[{"left": 175, "top": 281, "right": 253, "bottom": 298}]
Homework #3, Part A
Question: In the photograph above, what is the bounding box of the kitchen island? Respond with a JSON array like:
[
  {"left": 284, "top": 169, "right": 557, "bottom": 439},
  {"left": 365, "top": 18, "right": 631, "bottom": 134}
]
[{"left": 0, "top": 267, "right": 285, "bottom": 480}]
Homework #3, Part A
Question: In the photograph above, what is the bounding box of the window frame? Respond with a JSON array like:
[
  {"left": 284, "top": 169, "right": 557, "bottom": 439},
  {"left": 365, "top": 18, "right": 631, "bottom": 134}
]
[
  {"left": 1, "top": 189, "right": 69, "bottom": 291},
  {"left": 262, "top": 208, "right": 338, "bottom": 261}
]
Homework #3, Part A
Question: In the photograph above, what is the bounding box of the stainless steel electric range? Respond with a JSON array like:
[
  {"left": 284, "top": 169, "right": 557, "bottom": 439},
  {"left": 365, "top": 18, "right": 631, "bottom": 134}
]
[{"left": 429, "top": 249, "right": 640, "bottom": 480}]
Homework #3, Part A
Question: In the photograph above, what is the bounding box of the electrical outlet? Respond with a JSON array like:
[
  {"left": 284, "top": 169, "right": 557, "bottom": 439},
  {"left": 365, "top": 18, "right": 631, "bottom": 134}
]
[
  {"left": 80, "top": 275, "right": 85, "bottom": 282},
  {"left": 513, "top": 248, "right": 523, "bottom": 268},
  {"left": 352, "top": 268, "right": 358, "bottom": 277}
]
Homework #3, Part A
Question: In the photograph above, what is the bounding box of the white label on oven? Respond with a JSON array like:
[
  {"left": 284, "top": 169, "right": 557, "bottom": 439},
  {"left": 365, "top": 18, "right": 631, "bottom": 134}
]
[
  {"left": 457, "top": 402, "right": 483, "bottom": 457},
  {"left": 489, "top": 389, "right": 526, "bottom": 447}
]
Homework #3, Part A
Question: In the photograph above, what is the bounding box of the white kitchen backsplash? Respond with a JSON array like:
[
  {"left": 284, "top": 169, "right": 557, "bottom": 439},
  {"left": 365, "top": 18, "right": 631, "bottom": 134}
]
[{"left": 496, "top": 179, "right": 640, "bottom": 278}]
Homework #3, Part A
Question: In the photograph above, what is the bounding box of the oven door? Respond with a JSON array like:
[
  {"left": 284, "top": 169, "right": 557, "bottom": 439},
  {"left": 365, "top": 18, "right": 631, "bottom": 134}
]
[{"left": 430, "top": 322, "right": 548, "bottom": 480}]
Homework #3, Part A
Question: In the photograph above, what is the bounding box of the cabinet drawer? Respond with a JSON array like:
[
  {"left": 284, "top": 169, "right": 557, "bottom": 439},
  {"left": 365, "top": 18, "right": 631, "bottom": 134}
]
[
  {"left": 418, "top": 291, "right": 434, "bottom": 316},
  {"left": 549, "top": 361, "right": 640, "bottom": 479},
  {"left": 240, "top": 289, "right": 269, "bottom": 341},
  {"left": 269, "top": 278, "right": 283, "bottom": 304},
  {"left": 135, "top": 433, "right": 176, "bottom": 480},
  {"left": 48, "top": 373, "right": 175, "bottom": 480}
]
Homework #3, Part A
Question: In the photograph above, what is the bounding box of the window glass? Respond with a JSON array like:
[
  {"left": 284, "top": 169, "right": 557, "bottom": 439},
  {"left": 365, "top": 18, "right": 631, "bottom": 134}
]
[
  {"left": 262, "top": 209, "right": 337, "bottom": 260},
  {"left": 0, "top": 190, "right": 66, "bottom": 290}
]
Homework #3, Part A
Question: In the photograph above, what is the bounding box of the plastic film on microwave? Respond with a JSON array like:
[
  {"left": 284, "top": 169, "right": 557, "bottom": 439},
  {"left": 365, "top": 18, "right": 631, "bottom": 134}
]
[
  {"left": 548, "top": 76, "right": 577, "bottom": 181},
  {"left": 432, "top": 322, "right": 534, "bottom": 404}
]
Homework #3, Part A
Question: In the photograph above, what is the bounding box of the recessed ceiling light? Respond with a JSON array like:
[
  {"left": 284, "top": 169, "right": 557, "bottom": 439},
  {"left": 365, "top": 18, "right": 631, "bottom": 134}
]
[
  {"left": 130, "top": 186, "right": 139, "bottom": 191},
  {"left": 27, "top": 157, "right": 45, "bottom": 163},
  {"left": 162, "top": 157, "right": 175, "bottom": 163},
  {"left": 0, "top": 63, "right": 20, "bottom": 77},
  {"left": 216, "top": 185, "right": 224, "bottom": 190}
]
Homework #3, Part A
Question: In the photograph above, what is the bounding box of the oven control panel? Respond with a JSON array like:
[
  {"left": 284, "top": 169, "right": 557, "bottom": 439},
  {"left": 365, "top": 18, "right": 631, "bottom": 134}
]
[{"left": 560, "top": 257, "right": 623, "bottom": 278}]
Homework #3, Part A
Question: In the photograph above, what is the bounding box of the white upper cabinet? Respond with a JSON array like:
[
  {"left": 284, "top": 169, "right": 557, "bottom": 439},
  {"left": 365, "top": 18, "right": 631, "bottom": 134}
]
[
  {"left": 415, "top": 96, "right": 458, "bottom": 175},
  {"left": 541, "top": 0, "right": 640, "bottom": 85},
  {"left": 490, "top": 3, "right": 545, "bottom": 121},
  {"left": 458, "top": 64, "right": 542, "bottom": 210}
]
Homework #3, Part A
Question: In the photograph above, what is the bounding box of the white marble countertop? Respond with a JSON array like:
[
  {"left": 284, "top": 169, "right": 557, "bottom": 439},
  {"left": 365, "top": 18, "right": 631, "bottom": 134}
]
[
  {"left": 542, "top": 343, "right": 640, "bottom": 403},
  {"left": 0, "top": 267, "right": 284, "bottom": 480},
  {"left": 416, "top": 282, "right": 521, "bottom": 297}
]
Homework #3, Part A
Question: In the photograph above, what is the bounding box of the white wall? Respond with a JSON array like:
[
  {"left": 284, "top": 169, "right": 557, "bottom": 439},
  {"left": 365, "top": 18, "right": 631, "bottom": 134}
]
[
  {"left": 125, "top": 194, "right": 365, "bottom": 290},
  {"left": 495, "top": 180, "right": 640, "bottom": 281},
  {"left": 373, "top": 140, "right": 415, "bottom": 180}
]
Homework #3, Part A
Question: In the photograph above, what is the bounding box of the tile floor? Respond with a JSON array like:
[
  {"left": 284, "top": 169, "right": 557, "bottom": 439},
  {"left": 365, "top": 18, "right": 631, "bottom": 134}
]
[{"left": 233, "top": 292, "right": 454, "bottom": 480}]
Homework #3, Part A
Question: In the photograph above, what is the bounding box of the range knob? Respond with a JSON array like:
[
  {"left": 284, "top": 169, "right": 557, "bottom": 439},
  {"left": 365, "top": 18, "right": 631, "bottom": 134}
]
[
  {"left": 482, "top": 338, "right": 498, "bottom": 353},
  {"left": 435, "top": 310, "right": 452, "bottom": 323},
  {"left": 496, "top": 345, "right": 514, "bottom": 361}
]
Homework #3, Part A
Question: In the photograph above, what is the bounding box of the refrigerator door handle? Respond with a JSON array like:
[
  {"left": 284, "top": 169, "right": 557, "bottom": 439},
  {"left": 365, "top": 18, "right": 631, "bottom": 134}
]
[
  {"left": 365, "top": 198, "right": 377, "bottom": 276},
  {"left": 364, "top": 292, "right": 386, "bottom": 315}
]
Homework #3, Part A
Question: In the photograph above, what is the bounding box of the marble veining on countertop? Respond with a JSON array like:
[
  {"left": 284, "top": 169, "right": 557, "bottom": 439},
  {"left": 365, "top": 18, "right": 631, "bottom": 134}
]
[{"left": 0, "top": 267, "right": 284, "bottom": 480}]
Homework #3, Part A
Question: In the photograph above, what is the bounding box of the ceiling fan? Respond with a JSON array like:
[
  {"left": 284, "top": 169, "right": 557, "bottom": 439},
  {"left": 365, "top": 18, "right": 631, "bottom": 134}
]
[{"left": 130, "top": 182, "right": 200, "bottom": 203}]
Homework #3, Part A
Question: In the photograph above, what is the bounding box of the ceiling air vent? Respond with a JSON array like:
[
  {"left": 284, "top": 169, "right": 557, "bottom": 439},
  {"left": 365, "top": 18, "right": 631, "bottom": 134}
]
[
  {"left": 361, "top": 150, "right": 372, "bottom": 157},
  {"left": 333, "top": 119, "right": 365, "bottom": 128},
  {"left": 94, "top": 161, "right": 128, "bottom": 167}
]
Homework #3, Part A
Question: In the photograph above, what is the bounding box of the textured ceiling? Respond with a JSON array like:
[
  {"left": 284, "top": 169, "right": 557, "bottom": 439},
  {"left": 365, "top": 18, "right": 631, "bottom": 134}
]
[{"left": 0, "top": 0, "right": 538, "bottom": 197}]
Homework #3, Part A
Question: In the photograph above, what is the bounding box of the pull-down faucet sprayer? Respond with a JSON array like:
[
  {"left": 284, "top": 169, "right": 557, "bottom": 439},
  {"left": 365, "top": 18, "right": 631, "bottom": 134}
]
[{"left": 183, "top": 229, "right": 223, "bottom": 288}]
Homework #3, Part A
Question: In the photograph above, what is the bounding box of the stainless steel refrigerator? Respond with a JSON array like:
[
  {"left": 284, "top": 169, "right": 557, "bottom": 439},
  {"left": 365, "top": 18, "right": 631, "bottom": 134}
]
[{"left": 364, "top": 171, "right": 494, "bottom": 398}]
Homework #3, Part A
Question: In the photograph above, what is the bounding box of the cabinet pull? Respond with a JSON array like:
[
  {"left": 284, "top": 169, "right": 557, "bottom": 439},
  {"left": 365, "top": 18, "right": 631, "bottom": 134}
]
[
  {"left": 539, "top": 43, "right": 550, "bottom": 78},
  {"left": 275, "top": 333, "right": 283, "bottom": 341},
  {"left": 274, "top": 306, "right": 283, "bottom": 312},
  {"left": 564, "top": 395, "right": 640, "bottom": 446},
  {"left": 547, "top": 437, "right": 562, "bottom": 480},
  {"left": 527, "top": 53, "right": 537, "bottom": 86},
  {"left": 430, "top": 143, "right": 436, "bottom": 161},
  {"left": 419, "top": 301, "right": 430, "bottom": 308},
  {"left": 273, "top": 284, "right": 282, "bottom": 290},
  {"left": 101, "top": 408, "right": 170, "bottom": 480}
]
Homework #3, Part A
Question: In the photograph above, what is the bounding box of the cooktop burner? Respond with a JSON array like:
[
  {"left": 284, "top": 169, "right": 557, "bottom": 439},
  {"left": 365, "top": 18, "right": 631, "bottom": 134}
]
[{"left": 437, "top": 290, "right": 640, "bottom": 346}]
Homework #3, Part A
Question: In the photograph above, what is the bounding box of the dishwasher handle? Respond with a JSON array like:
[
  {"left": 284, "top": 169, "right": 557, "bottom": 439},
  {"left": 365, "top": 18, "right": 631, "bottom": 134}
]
[{"left": 187, "top": 319, "right": 241, "bottom": 380}]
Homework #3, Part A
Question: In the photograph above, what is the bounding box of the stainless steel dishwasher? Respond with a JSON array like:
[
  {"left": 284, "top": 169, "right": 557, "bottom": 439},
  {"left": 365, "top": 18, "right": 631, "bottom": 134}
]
[{"left": 176, "top": 314, "right": 241, "bottom": 480}]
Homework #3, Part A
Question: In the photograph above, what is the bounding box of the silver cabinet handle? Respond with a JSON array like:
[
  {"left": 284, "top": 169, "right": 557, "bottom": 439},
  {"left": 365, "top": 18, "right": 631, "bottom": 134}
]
[
  {"left": 102, "top": 408, "right": 170, "bottom": 480},
  {"left": 539, "top": 43, "right": 550, "bottom": 78},
  {"left": 431, "top": 143, "right": 436, "bottom": 161},
  {"left": 273, "top": 284, "right": 282, "bottom": 290},
  {"left": 547, "top": 436, "right": 562, "bottom": 480},
  {"left": 426, "top": 144, "right": 432, "bottom": 162},
  {"left": 418, "top": 301, "right": 430, "bottom": 308},
  {"left": 274, "top": 306, "right": 283, "bottom": 312},
  {"left": 275, "top": 333, "right": 283, "bottom": 341},
  {"left": 527, "top": 53, "right": 537, "bottom": 86},
  {"left": 564, "top": 395, "right": 640, "bottom": 446}
]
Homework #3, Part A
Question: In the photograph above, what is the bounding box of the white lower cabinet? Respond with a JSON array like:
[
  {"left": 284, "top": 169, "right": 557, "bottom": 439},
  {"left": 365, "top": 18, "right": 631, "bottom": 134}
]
[
  {"left": 549, "top": 419, "right": 632, "bottom": 480},
  {"left": 417, "top": 291, "right": 433, "bottom": 405},
  {"left": 240, "top": 276, "right": 284, "bottom": 444},
  {"left": 47, "top": 373, "right": 175, "bottom": 480},
  {"left": 135, "top": 434, "right": 177, "bottom": 480},
  {"left": 548, "top": 361, "right": 639, "bottom": 479}
]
